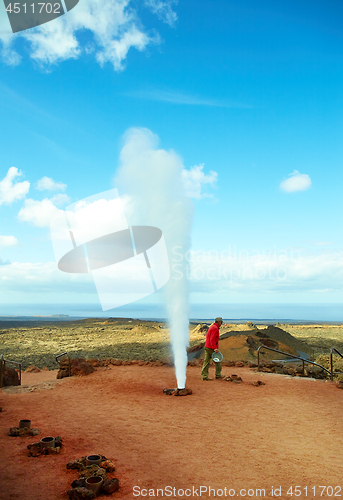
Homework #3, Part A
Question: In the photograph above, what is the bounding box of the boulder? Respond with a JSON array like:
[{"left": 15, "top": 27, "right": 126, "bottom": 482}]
[
  {"left": 67, "top": 487, "right": 96, "bottom": 500},
  {"left": 25, "top": 365, "right": 41, "bottom": 373},
  {"left": 87, "top": 359, "right": 100, "bottom": 367},
  {"left": 101, "top": 478, "right": 119, "bottom": 494},
  {"left": 111, "top": 359, "right": 122, "bottom": 366},
  {"left": 99, "top": 460, "right": 115, "bottom": 473},
  {"left": 2, "top": 367, "right": 20, "bottom": 386},
  {"left": 57, "top": 358, "right": 94, "bottom": 379},
  {"left": 71, "top": 479, "right": 87, "bottom": 489}
]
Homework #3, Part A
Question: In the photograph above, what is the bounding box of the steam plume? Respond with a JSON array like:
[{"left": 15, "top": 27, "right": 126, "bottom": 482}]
[{"left": 115, "top": 128, "right": 193, "bottom": 388}]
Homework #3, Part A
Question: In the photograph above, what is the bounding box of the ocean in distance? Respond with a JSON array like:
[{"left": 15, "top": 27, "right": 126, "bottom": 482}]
[{"left": 0, "top": 303, "right": 342, "bottom": 323}]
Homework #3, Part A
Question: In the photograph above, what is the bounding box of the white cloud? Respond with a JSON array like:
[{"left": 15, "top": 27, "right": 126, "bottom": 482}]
[
  {"left": 0, "top": 167, "right": 30, "bottom": 205},
  {"left": 0, "top": 35, "right": 21, "bottom": 66},
  {"left": 280, "top": 170, "right": 312, "bottom": 193},
  {"left": 124, "top": 89, "right": 252, "bottom": 108},
  {"left": 0, "top": 235, "right": 18, "bottom": 247},
  {"left": 181, "top": 164, "right": 218, "bottom": 199},
  {"left": 18, "top": 194, "right": 70, "bottom": 227},
  {"left": 144, "top": 0, "right": 178, "bottom": 26},
  {"left": 36, "top": 176, "right": 67, "bottom": 191},
  {"left": 1, "top": 0, "right": 176, "bottom": 69}
]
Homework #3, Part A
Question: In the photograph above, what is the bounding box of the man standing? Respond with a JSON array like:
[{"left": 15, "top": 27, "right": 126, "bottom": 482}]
[{"left": 201, "top": 317, "right": 225, "bottom": 380}]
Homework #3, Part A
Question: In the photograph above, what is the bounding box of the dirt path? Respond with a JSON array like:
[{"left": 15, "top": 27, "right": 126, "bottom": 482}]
[{"left": 0, "top": 365, "right": 342, "bottom": 499}]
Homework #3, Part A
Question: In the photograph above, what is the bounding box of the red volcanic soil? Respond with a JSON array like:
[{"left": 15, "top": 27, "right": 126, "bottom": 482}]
[{"left": 0, "top": 365, "right": 342, "bottom": 500}]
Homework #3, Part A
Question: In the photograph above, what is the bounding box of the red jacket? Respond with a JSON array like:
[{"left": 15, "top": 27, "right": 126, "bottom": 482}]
[{"left": 204, "top": 323, "right": 220, "bottom": 350}]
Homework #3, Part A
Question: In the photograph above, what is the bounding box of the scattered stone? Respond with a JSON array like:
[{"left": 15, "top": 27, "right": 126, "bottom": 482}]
[
  {"left": 87, "top": 359, "right": 100, "bottom": 367},
  {"left": 25, "top": 365, "right": 41, "bottom": 373},
  {"left": 99, "top": 359, "right": 111, "bottom": 367},
  {"left": 260, "top": 367, "right": 275, "bottom": 373},
  {"left": 55, "top": 435, "right": 63, "bottom": 447},
  {"left": 177, "top": 388, "right": 193, "bottom": 396},
  {"left": 101, "top": 478, "right": 120, "bottom": 494},
  {"left": 49, "top": 446, "right": 61, "bottom": 454},
  {"left": 67, "top": 487, "right": 96, "bottom": 500},
  {"left": 67, "top": 459, "right": 86, "bottom": 470},
  {"left": 99, "top": 460, "right": 116, "bottom": 473},
  {"left": 67, "top": 456, "right": 118, "bottom": 498},
  {"left": 111, "top": 359, "right": 122, "bottom": 366},
  {"left": 235, "top": 361, "right": 245, "bottom": 367},
  {"left": 42, "top": 366, "right": 49, "bottom": 371},
  {"left": 251, "top": 380, "right": 265, "bottom": 386},
  {"left": 163, "top": 388, "right": 176, "bottom": 395},
  {"left": 27, "top": 436, "right": 62, "bottom": 456},
  {"left": 222, "top": 361, "right": 235, "bottom": 367},
  {"left": 27, "top": 443, "right": 42, "bottom": 457},
  {"left": 122, "top": 360, "right": 132, "bottom": 365},
  {"left": 337, "top": 381, "right": 343, "bottom": 389},
  {"left": 71, "top": 479, "right": 87, "bottom": 489},
  {"left": 225, "top": 375, "right": 243, "bottom": 383},
  {"left": 248, "top": 361, "right": 258, "bottom": 368},
  {"left": 79, "top": 466, "right": 106, "bottom": 479},
  {"left": 163, "top": 388, "right": 192, "bottom": 396},
  {"left": 137, "top": 360, "right": 145, "bottom": 366},
  {"left": 9, "top": 427, "right": 40, "bottom": 437}
]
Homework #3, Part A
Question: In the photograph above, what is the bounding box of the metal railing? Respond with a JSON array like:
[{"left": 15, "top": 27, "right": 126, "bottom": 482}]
[
  {"left": 0, "top": 354, "right": 22, "bottom": 388},
  {"left": 55, "top": 351, "right": 71, "bottom": 376},
  {"left": 330, "top": 348, "right": 343, "bottom": 379},
  {"left": 257, "top": 345, "right": 333, "bottom": 379}
]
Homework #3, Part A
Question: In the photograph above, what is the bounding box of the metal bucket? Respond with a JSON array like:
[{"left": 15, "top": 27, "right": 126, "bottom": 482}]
[
  {"left": 40, "top": 437, "right": 55, "bottom": 449},
  {"left": 86, "top": 476, "right": 103, "bottom": 495},
  {"left": 86, "top": 454, "right": 102, "bottom": 466},
  {"left": 212, "top": 351, "right": 223, "bottom": 363},
  {"left": 19, "top": 419, "right": 31, "bottom": 429}
]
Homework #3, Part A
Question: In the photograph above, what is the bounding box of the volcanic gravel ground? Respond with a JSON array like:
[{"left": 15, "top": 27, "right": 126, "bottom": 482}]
[{"left": 0, "top": 364, "right": 342, "bottom": 500}]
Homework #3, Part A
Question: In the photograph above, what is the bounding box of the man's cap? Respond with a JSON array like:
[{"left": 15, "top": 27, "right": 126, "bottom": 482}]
[{"left": 215, "top": 317, "right": 223, "bottom": 323}]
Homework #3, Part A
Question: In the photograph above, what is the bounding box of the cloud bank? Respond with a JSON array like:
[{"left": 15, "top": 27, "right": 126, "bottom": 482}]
[{"left": 1, "top": 249, "right": 342, "bottom": 297}]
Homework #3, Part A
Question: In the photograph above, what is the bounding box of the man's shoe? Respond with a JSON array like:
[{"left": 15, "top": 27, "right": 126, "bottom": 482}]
[
  {"left": 202, "top": 377, "right": 213, "bottom": 381},
  {"left": 215, "top": 375, "right": 225, "bottom": 379}
]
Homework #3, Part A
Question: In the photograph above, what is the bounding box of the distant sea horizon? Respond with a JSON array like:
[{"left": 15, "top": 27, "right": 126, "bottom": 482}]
[{"left": 0, "top": 303, "right": 342, "bottom": 323}]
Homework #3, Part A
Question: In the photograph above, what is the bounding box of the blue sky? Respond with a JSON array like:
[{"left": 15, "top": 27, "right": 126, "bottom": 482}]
[{"left": 0, "top": 0, "right": 343, "bottom": 317}]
